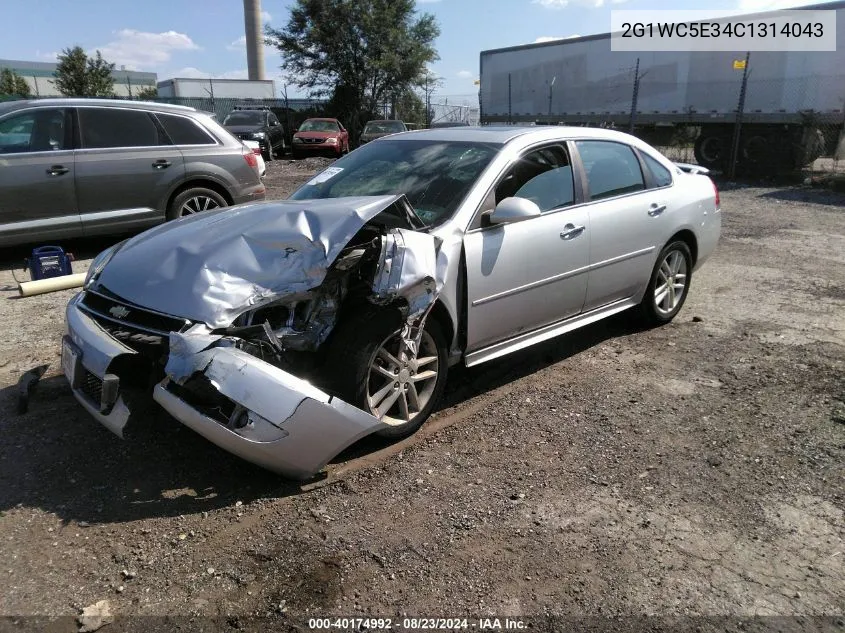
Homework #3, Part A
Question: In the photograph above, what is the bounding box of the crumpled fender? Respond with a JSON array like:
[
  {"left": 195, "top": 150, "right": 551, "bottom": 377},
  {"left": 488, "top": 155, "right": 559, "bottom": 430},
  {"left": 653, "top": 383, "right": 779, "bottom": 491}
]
[{"left": 154, "top": 345, "right": 386, "bottom": 479}]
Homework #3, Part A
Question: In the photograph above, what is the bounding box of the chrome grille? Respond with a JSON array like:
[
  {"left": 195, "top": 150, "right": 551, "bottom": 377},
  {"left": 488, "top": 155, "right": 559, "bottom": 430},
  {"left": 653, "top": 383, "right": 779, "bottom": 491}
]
[{"left": 80, "top": 289, "right": 189, "bottom": 336}]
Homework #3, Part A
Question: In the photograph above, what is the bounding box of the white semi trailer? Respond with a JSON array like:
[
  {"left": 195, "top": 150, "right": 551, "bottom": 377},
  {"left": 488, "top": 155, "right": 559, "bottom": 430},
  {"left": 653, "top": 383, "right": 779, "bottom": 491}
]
[{"left": 479, "top": 1, "right": 845, "bottom": 171}]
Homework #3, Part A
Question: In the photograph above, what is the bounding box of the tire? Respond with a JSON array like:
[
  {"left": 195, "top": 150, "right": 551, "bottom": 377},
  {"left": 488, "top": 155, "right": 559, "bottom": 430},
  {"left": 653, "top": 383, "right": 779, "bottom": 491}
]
[
  {"left": 262, "top": 146, "right": 273, "bottom": 162},
  {"left": 324, "top": 305, "right": 448, "bottom": 439},
  {"left": 166, "top": 187, "right": 228, "bottom": 221},
  {"left": 638, "top": 240, "right": 693, "bottom": 326},
  {"left": 693, "top": 134, "right": 727, "bottom": 170}
]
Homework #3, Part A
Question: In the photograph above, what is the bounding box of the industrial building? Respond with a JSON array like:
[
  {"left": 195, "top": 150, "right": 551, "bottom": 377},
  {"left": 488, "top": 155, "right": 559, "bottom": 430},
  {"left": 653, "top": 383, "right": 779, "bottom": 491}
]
[
  {"left": 0, "top": 58, "right": 157, "bottom": 97},
  {"left": 156, "top": 78, "right": 275, "bottom": 99}
]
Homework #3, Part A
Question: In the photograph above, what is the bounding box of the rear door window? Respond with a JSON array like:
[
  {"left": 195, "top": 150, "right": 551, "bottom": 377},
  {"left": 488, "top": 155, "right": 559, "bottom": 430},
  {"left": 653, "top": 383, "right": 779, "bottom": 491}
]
[
  {"left": 78, "top": 108, "right": 164, "bottom": 149},
  {"left": 157, "top": 113, "right": 216, "bottom": 145},
  {"left": 576, "top": 140, "right": 645, "bottom": 201}
]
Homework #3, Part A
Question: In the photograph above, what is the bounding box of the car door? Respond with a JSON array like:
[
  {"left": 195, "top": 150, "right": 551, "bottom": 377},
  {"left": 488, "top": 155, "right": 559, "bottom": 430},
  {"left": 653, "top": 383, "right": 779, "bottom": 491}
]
[
  {"left": 73, "top": 106, "right": 185, "bottom": 235},
  {"left": 268, "top": 112, "right": 284, "bottom": 150},
  {"left": 0, "top": 106, "right": 81, "bottom": 245},
  {"left": 574, "top": 139, "right": 664, "bottom": 312},
  {"left": 463, "top": 144, "right": 590, "bottom": 352}
]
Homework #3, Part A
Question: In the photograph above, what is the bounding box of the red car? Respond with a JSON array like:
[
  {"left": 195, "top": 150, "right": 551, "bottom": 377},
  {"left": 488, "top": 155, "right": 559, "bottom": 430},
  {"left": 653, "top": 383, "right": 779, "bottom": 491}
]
[{"left": 291, "top": 118, "right": 350, "bottom": 158}]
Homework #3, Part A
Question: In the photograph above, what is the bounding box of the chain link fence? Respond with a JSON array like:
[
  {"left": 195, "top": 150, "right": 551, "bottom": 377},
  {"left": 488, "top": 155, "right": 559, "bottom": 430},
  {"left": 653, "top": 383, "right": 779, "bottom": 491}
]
[
  {"left": 480, "top": 53, "right": 845, "bottom": 183},
  {"left": 428, "top": 95, "right": 480, "bottom": 126}
]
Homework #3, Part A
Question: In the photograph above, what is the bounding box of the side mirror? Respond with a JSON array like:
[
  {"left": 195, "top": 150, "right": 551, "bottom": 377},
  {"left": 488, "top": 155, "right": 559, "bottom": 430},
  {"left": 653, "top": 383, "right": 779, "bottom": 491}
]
[{"left": 488, "top": 197, "right": 541, "bottom": 225}]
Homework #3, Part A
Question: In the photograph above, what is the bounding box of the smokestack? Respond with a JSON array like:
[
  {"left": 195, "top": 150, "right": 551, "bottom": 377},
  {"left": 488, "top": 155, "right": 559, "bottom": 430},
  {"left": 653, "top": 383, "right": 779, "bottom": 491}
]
[{"left": 243, "top": 0, "right": 266, "bottom": 81}]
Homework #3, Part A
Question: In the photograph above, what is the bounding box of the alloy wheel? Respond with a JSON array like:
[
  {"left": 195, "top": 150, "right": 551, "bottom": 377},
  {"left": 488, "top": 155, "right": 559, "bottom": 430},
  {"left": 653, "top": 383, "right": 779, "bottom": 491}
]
[
  {"left": 180, "top": 195, "right": 221, "bottom": 216},
  {"left": 366, "top": 329, "right": 439, "bottom": 426},
  {"left": 654, "top": 250, "right": 688, "bottom": 316}
]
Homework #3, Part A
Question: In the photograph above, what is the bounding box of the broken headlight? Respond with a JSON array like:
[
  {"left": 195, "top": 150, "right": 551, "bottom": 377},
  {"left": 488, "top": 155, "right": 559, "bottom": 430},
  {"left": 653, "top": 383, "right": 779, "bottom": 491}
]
[{"left": 83, "top": 242, "right": 122, "bottom": 289}]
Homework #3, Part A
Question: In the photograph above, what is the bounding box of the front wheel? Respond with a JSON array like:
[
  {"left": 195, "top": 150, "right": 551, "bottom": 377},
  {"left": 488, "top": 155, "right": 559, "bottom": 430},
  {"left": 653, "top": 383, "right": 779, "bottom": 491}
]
[
  {"left": 324, "top": 306, "right": 448, "bottom": 439},
  {"left": 638, "top": 240, "right": 692, "bottom": 326}
]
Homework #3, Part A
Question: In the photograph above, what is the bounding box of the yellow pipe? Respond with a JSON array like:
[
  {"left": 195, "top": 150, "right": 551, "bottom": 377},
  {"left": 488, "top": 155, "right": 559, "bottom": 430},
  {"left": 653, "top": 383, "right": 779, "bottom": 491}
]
[{"left": 18, "top": 273, "right": 86, "bottom": 297}]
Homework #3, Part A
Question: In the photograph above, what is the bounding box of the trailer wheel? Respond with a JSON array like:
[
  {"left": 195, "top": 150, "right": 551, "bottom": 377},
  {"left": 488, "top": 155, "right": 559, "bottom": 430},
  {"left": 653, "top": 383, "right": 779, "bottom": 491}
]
[{"left": 694, "top": 135, "right": 727, "bottom": 169}]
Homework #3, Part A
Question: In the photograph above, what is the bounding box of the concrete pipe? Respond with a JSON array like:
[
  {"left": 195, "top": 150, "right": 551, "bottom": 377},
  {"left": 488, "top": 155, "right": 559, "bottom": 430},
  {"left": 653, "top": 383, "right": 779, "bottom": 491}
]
[{"left": 18, "top": 273, "right": 86, "bottom": 297}]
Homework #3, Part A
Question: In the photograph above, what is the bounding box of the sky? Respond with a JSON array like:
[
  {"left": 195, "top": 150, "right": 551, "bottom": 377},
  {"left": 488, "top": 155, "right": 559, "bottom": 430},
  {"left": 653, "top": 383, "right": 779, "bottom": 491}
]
[{"left": 0, "top": 0, "right": 835, "bottom": 101}]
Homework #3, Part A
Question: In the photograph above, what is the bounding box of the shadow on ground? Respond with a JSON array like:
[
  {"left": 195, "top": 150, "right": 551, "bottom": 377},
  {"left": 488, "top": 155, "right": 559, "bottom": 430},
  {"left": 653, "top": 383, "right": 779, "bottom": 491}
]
[{"left": 0, "top": 309, "right": 644, "bottom": 525}]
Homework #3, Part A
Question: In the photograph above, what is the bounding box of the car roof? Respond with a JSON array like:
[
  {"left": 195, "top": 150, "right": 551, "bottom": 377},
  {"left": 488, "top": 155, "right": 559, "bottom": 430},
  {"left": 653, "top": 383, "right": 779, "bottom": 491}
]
[
  {"left": 303, "top": 117, "right": 340, "bottom": 122},
  {"left": 386, "top": 125, "right": 645, "bottom": 146},
  {"left": 366, "top": 119, "right": 404, "bottom": 123},
  {"left": 0, "top": 98, "right": 199, "bottom": 115}
]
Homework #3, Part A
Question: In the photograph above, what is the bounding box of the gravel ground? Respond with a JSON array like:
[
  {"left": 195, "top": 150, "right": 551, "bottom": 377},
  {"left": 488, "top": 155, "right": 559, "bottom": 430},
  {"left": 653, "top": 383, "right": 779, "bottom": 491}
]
[{"left": 0, "top": 159, "right": 842, "bottom": 631}]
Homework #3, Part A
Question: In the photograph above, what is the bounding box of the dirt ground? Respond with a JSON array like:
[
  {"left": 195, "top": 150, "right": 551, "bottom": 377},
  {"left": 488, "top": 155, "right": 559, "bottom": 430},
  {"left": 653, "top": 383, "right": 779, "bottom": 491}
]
[{"left": 0, "top": 158, "right": 842, "bottom": 632}]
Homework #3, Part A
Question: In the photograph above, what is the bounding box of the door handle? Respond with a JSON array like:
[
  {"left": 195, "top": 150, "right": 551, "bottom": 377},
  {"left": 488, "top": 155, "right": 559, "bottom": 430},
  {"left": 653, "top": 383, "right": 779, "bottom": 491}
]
[
  {"left": 152, "top": 159, "right": 172, "bottom": 169},
  {"left": 46, "top": 165, "right": 68, "bottom": 176},
  {"left": 560, "top": 223, "right": 586, "bottom": 240},
  {"left": 648, "top": 203, "right": 667, "bottom": 217}
]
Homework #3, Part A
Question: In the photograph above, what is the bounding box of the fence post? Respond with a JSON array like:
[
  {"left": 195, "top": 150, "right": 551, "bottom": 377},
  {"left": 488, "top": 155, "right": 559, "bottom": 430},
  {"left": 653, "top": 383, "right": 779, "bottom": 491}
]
[
  {"left": 629, "top": 57, "right": 640, "bottom": 134},
  {"left": 728, "top": 52, "right": 751, "bottom": 179},
  {"left": 508, "top": 73, "right": 512, "bottom": 124}
]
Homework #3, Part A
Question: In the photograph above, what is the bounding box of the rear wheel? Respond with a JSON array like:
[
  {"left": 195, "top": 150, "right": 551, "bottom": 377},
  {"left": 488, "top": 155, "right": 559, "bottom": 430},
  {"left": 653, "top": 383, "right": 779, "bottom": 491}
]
[
  {"left": 166, "top": 187, "right": 227, "bottom": 221},
  {"left": 325, "top": 306, "right": 448, "bottom": 439},
  {"left": 638, "top": 240, "right": 692, "bottom": 326}
]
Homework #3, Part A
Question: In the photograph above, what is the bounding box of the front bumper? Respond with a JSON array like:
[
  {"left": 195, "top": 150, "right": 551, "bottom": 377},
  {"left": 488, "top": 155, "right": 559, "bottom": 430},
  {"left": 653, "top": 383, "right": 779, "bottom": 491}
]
[
  {"left": 64, "top": 294, "right": 386, "bottom": 479},
  {"left": 153, "top": 345, "right": 386, "bottom": 478},
  {"left": 64, "top": 293, "right": 135, "bottom": 436},
  {"left": 292, "top": 142, "right": 341, "bottom": 155}
]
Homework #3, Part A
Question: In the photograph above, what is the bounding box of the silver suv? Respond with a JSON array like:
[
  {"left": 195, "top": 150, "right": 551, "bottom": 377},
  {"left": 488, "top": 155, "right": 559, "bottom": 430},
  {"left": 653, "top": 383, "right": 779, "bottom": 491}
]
[{"left": 0, "top": 99, "right": 265, "bottom": 247}]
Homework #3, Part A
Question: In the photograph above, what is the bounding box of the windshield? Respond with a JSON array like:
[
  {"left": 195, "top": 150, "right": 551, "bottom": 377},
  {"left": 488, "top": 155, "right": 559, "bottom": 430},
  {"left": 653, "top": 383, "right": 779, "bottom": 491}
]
[
  {"left": 363, "top": 121, "right": 406, "bottom": 134},
  {"left": 289, "top": 139, "right": 500, "bottom": 226},
  {"left": 223, "top": 111, "right": 264, "bottom": 126},
  {"left": 299, "top": 120, "right": 340, "bottom": 132}
]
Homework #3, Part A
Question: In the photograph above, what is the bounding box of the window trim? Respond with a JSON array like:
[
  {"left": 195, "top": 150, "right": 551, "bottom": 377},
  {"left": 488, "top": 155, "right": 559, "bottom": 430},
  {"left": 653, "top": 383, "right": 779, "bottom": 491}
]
[
  {"left": 0, "top": 107, "right": 74, "bottom": 156},
  {"left": 155, "top": 111, "right": 220, "bottom": 147}
]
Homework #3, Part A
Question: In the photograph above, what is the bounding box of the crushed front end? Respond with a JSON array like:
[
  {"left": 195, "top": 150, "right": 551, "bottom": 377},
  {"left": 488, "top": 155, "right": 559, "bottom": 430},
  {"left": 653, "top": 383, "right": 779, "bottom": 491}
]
[{"left": 62, "top": 195, "right": 441, "bottom": 478}]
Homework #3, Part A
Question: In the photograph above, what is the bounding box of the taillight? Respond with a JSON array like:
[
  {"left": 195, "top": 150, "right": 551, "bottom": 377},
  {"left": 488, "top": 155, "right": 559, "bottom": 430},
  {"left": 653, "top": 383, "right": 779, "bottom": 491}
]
[
  {"left": 711, "top": 178, "right": 720, "bottom": 209},
  {"left": 243, "top": 147, "right": 258, "bottom": 168},
  {"left": 252, "top": 147, "right": 261, "bottom": 156}
]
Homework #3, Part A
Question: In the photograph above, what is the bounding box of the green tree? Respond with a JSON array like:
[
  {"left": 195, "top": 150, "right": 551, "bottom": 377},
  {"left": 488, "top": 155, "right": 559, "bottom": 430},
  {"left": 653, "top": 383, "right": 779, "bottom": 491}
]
[
  {"left": 266, "top": 0, "right": 439, "bottom": 140},
  {"left": 394, "top": 89, "right": 426, "bottom": 126},
  {"left": 0, "top": 68, "right": 31, "bottom": 97},
  {"left": 54, "top": 46, "right": 115, "bottom": 97},
  {"left": 136, "top": 86, "right": 159, "bottom": 100}
]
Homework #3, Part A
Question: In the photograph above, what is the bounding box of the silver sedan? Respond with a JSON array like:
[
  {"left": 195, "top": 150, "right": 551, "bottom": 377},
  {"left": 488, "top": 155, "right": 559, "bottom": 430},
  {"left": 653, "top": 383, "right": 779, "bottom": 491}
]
[{"left": 63, "top": 126, "right": 721, "bottom": 478}]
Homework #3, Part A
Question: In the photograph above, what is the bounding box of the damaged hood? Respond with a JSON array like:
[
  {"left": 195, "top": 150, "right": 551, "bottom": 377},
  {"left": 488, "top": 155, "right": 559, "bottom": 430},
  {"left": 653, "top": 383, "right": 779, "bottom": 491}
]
[{"left": 92, "top": 196, "right": 411, "bottom": 329}]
